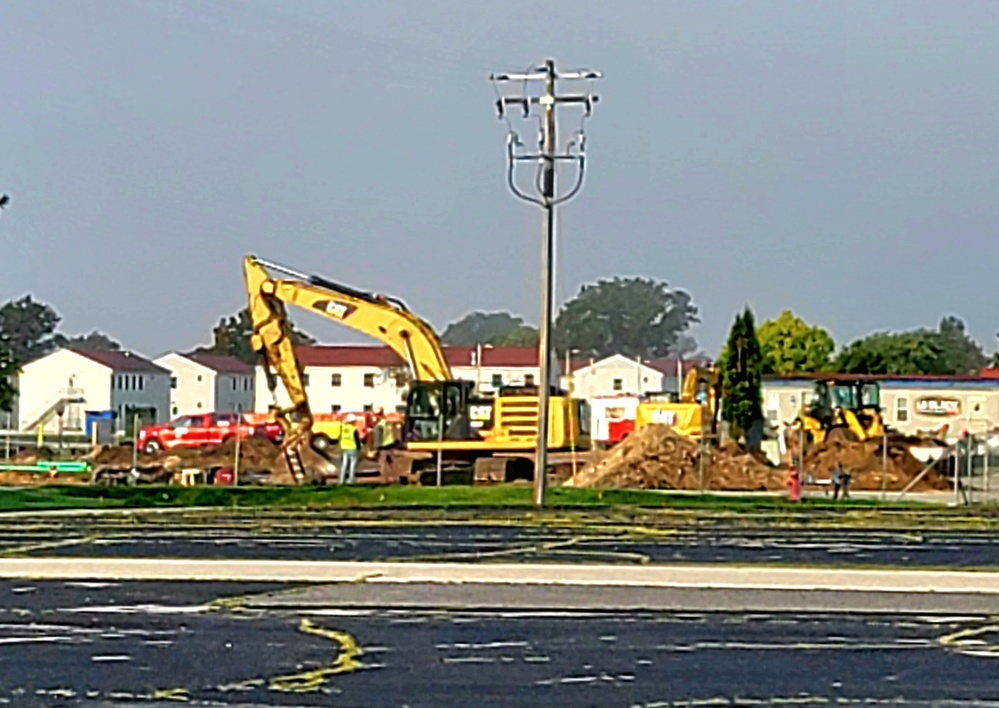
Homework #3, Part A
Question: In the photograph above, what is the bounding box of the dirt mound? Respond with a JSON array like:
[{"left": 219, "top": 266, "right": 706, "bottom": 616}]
[
  {"left": 85, "top": 436, "right": 336, "bottom": 485},
  {"left": 9, "top": 446, "right": 59, "bottom": 465},
  {"left": 569, "top": 424, "right": 785, "bottom": 491},
  {"left": 803, "top": 439, "right": 950, "bottom": 492}
]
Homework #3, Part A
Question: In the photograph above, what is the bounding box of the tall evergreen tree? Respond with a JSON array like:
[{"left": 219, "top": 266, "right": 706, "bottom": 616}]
[{"left": 720, "top": 307, "right": 764, "bottom": 446}]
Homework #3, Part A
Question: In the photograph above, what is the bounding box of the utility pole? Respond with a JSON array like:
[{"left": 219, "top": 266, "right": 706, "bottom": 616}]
[{"left": 490, "top": 59, "right": 601, "bottom": 507}]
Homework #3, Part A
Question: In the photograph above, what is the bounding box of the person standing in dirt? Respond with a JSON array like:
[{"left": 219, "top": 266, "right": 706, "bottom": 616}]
[{"left": 338, "top": 414, "right": 361, "bottom": 485}]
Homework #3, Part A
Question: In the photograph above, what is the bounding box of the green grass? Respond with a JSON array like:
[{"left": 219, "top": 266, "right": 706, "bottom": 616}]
[{"left": 0, "top": 484, "right": 944, "bottom": 514}]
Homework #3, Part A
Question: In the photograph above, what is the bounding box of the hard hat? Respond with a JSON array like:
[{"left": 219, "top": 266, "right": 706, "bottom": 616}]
[{"left": 346, "top": 413, "right": 356, "bottom": 422}]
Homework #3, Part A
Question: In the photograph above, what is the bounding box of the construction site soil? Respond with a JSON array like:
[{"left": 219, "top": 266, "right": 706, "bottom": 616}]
[
  {"left": 3, "top": 426, "right": 952, "bottom": 493},
  {"left": 81, "top": 437, "right": 341, "bottom": 485},
  {"left": 803, "top": 437, "right": 951, "bottom": 492},
  {"left": 567, "top": 424, "right": 952, "bottom": 493},
  {"left": 568, "top": 424, "right": 786, "bottom": 492}
]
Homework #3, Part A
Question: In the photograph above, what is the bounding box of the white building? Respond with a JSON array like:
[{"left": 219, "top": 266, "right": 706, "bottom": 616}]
[
  {"left": 254, "top": 345, "right": 551, "bottom": 415},
  {"left": 564, "top": 354, "right": 664, "bottom": 399},
  {"left": 563, "top": 354, "right": 712, "bottom": 399},
  {"left": 154, "top": 353, "right": 255, "bottom": 417},
  {"left": 15, "top": 348, "right": 171, "bottom": 435}
]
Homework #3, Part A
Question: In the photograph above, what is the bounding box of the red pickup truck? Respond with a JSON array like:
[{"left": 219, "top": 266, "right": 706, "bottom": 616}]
[{"left": 137, "top": 412, "right": 282, "bottom": 453}]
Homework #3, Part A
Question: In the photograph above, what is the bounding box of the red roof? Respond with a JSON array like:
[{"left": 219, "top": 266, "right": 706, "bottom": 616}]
[
  {"left": 186, "top": 354, "right": 253, "bottom": 375},
  {"left": 292, "top": 345, "right": 543, "bottom": 369},
  {"left": 980, "top": 368, "right": 999, "bottom": 379},
  {"left": 74, "top": 349, "right": 170, "bottom": 373},
  {"left": 295, "top": 346, "right": 405, "bottom": 368},
  {"left": 445, "top": 346, "right": 542, "bottom": 368}
]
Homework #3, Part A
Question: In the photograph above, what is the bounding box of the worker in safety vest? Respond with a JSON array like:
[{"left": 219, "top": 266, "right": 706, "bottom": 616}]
[
  {"left": 372, "top": 407, "right": 397, "bottom": 450},
  {"left": 338, "top": 414, "right": 361, "bottom": 485}
]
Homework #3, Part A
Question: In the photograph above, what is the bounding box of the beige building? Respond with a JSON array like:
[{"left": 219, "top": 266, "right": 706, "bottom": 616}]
[
  {"left": 762, "top": 375, "right": 999, "bottom": 444},
  {"left": 154, "top": 353, "right": 255, "bottom": 417},
  {"left": 15, "top": 348, "right": 171, "bottom": 435}
]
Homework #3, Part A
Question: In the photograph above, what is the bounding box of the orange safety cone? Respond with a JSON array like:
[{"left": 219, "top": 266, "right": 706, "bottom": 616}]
[{"left": 787, "top": 466, "right": 801, "bottom": 502}]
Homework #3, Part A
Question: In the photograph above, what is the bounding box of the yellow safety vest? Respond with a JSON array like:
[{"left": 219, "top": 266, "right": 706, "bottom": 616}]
[
  {"left": 339, "top": 422, "right": 358, "bottom": 451},
  {"left": 379, "top": 420, "right": 396, "bottom": 447}
]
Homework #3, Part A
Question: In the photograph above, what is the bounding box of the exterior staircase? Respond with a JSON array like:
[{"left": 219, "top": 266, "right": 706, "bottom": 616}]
[{"left": 22, "top": 387, "right": 86, "bottom": 432}]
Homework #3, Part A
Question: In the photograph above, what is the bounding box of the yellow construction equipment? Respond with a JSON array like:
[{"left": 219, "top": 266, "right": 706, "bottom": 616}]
[
  {"left": 633, "top": 366, "right": 721, "bottom": 440},
  {"left": 795, "top": 376, "right": 885, "bottom": 447},
  {"left": 244, "top": 255, "right": 589, "bottom": 485}
]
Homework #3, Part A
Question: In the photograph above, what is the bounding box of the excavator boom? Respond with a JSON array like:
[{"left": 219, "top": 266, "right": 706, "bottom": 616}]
[{"left": 245, "top": 256, "right": 453, "bottom": 382}]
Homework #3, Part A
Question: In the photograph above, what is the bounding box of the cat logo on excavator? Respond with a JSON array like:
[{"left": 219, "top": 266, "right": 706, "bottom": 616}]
[
  {"left": 312, "top": 300, "right": 357, "bottom": 320},
  {"left": 651, "top": 409, "right": 677, "bottom": 426}
]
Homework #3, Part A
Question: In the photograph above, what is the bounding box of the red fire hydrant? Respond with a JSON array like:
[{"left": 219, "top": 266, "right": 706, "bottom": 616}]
[{"left": 787, "top": 467, "right": 801, "bottom": 502}]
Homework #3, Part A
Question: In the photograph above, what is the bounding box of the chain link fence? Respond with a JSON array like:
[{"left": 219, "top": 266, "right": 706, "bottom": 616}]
[{"left": 895, "top": 433, "right": 999, "bottom": 505}]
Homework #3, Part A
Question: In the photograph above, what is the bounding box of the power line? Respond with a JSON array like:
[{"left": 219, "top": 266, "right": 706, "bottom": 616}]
[{"left": 488, "top": 58, "right": 601, "bottom": 508}]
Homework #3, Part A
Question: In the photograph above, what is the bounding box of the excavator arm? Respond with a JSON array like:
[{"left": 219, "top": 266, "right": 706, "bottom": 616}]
[{"left": 244, "top": 256, "right": 454, "bottom": 478}]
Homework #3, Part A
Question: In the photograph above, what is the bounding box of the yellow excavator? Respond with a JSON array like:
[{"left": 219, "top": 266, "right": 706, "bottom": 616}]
[
  {"left": 794, "top": 377, "right": 885, "bottom": 448},
  {"left": 633, "top": 365, "right": 722, "bottom": 441},
  {"left": 244, "top": 255, "right": 589, "bottom": 485}
]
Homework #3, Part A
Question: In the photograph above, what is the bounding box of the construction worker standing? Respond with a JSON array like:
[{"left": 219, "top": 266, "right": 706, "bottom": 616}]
[
  {"left": 372, "top": 407, "right": 397, "bottom": 450},
  {"left": 338, "top": 414, "right": 361, "bottom": 485}
]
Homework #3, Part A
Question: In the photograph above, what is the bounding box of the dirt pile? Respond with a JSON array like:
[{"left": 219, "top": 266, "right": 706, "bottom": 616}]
[
  {"left": 568, "top": 424, "right": 786, "bottom": 491},
  {"left": 8, "top": 447, "right": 59, "bottom": 465},
  {"left": 803, "top": 439, "right": 950, "bottom": 492},
  {"left": 83, "top": 436, "right": 337, "bottom": 485}
]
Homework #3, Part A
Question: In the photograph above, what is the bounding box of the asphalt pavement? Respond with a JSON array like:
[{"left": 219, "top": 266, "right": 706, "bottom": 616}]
[
  {"left": 1, "top": 579, "right": 998, "bottom": 707},
  {"left": 2, "top": 518, "right": 999, "bottom": 567}
]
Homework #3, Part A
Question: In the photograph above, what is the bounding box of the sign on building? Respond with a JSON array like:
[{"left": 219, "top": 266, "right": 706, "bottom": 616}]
[{"left": 915, "top": 396, "right": 961, "bottom": 417}]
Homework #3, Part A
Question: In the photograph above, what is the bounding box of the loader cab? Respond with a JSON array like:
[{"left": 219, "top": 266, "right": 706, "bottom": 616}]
[
  {"left": 808, "top": 379, "right": 881, "bottom": 424},
  {"left": 403, "top": 380, "right": 493, "bottom": 443}
]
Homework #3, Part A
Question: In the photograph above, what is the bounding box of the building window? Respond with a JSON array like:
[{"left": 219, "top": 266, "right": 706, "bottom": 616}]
[
  {"left": 244, "top": 377, "right": 251, "bottom": 391},
  {"left": 896, "top": 397, "right": 909, "bottom": 423},
  {"left": 525, "top": 374, "right": 535, "bottom": 386},
  {"left": 236, "top": 403, "right": 243, "bottom": 413},
  {"left": 331, "top": 374, "right": 342, "bottom": 387},
  {"left": 171, "top": 406, "right": 178, "bottom": 416},
  {"left": 170, "top": 376, "right": 177, "bottom": 389},
  {"left": 364, "top": 373, "right": 375, "bottom": 388},
  {"left": 766, "top": 408, "right": 779, "bottom": 424},
  {"left": 302, "top": 373, "right": 310, "bottom": 386},
  {"left": 612, "top": 378, "right": 623, "bottom": 392},
  {"left": 137, "top": 376, "right": 144, "bottom": 391},
  {"left": 196, "top": 402, "right": 203, "bottom": 409},
  {"left": 232, "top": 378, "right": 237, "bottom": 391},
  {"left": 332, "top": 404, "right": 342, "bottom": 413},
  {"left": 491, "top": 373, "right": 503, "bottom": 389},
  {"left": 196, "top": 374, "right": 203, "bottom": 383}
]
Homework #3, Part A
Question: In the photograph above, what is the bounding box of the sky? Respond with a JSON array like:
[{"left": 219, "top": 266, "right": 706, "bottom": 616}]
[{"left": 3, "top": 0, "right": 999, "bottom": 361}]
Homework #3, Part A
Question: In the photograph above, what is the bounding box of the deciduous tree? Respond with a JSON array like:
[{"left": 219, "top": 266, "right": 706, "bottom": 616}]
[
  {"left": 757, "top": 310, "right": 835, "bottom": 375},
  {"left": 0, "top": 343, "right": 17, "bottom": 414},
  {"left": 0, "top": 295, "right": 62, "bottom": 365},
  {"left": 936, "top": 316, "right": 987, "bottom": 374},
  {"left": 54, "top": 331, "right": 122, "bottom": 352},
  {"left": 554, "top": 276, "right": 699, "bottom": 359},
  {"left": 836, "top": 316, "right": 986, "bottom": 376},
  {"left": 442, "top": 312, "right": 532, "bottom": 347},
  {"left": 193, "top": 308, "right": 316, "bottom": 365}
]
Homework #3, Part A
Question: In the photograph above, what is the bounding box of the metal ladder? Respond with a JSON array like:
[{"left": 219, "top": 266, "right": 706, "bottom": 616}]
[{"left": 283, "top": 447, "right": 307, "bottom": 483}]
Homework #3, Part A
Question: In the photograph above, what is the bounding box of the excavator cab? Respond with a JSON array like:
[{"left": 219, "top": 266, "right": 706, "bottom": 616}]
[{"left": 403, "top": 380, "right": 493, "bottom": 443}]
